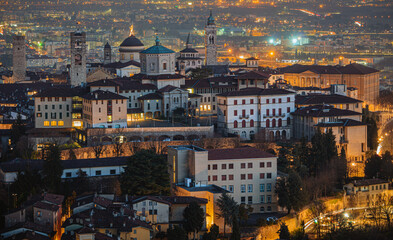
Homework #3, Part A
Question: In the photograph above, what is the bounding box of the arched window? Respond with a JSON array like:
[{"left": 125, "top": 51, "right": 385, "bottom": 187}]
[
  {"left": 272, "top": 119, "right": 276, "bottom": 127},
  {"left": 266, "top": 119, "right": 270, "bottom": 128},
  {"left": 278, "top": 118, "right": 282, "bottom": 127},
  {"left": 250, "top": 119, "right": 254, "bottom": 127},
  {"left": 234, "top": 121, "right": 238, "bottom": 128},
  {"left": 242, "top": 120, "right": 246, "bottom": 128}
]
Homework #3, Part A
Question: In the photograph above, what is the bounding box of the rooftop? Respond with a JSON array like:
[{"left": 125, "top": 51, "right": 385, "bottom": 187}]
[
  {"left": 208, "top": 147, "right": 276, "bottom": 160},
  {"left": 83, "top": 90, "right": 128, "bottom": 100},
  {"left": 292, "top": 105, "right": 361, "bottom": 117}
]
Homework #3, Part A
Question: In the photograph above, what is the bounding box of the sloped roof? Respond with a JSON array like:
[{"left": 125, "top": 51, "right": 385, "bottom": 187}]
[
  {"left": 138, "top": 93, "right": 162, "bottom": 100},
  {"left": 83, "top": 90, "right": 128, "bottom": 100},
  {"left": 315, "top": 118, "right": 366, "bottom": 127},
  {"left": 296, "top": 94, "right": 362, "bottom": 105},
  {"left": 217, "top": 87, "right": 294, "bottom": 97},
  {"left": 292, "top": 105, "right": 361, "bottom": 117},
  {"left": 103, "top": 60, "right": 140, "bottom": 69},
  {"left": 235, "top": 71, "right": 270, "bottom": 80},
  {"left": 280, "top": 63, "right": 378, "bottom": 75},
  {"left": 208, "top": 147, "right": 275, "bottom": 160}
]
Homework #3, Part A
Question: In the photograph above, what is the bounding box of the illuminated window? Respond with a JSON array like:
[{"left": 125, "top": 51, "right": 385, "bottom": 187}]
[
  {"left": 44, "top": 121, "right": 49, "bottom": 126},
  {"left": 51, "top": 121, "right": 57, "bottom": 126},
  {"left": 58, "top": 121, "right": 64, "bottom": 126},
  {"left": 107, "top": 115, "right": 112, "bottom": 123},
  {"left": 207, "top": 105, "right": 211, "bottom": 111}
]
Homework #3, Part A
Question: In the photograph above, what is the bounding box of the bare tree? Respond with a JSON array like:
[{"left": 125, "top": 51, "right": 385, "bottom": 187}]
[{"left": 128, "top": 136, "right": 141, "bottom": 155}]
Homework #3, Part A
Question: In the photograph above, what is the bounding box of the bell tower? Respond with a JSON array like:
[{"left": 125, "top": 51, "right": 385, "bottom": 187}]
[
  {"left": 103, "top": 42, "right": 112, "bottom": 64},
  {"left": 70, "top": 31, "right": 87, "bottom": 86},
  {"left": 205, "top": 11, "right": 217, "bottom": 66},
  {"left": 12, "top": 35, "right": 26, "bottom": 82}
]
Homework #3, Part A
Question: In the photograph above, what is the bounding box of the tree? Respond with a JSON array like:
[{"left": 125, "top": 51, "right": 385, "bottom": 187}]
[
  {"left": 42, "top": 144, "right": 63, "bottom": 192},
  {"left": 11, "top": 169, "right": 42, "bottom": 206},
  {"left": 113, "top": 137, "right": 124, "bottom": 157},
  {"left": 91, "top": 141, "right": 106, "bottom": 159},
  {"left": 310, "top": 200, "right": 326, "bottom": 239},
  {"left": 190, "top": 68, "right": 212, "bottom": 80},
  {"left": 277, "top": 222, "right": 291, "bottom": 240},
  {"left": 183, "top": 201, "right": 205, "bottom": 240},
  {"left": 365, "top": 154, "right": 382, "bottom": 179},
  {"left": 362, "top": 108, "right": 378, "bottom": 150},
  {"left": 380, "top": 151, "right": 393, "bottom": 180},
  {"left": 216, "top": 192, "right": 238, "bottom": 238},
  {"left": 336, "top": 147, "right": 348, "bottom": 184},
  {"left": 120, "top": 150, "right": 169, "bottom": 195},
  {"left": 202, "top": 224, "right": 219, "bottom": 240},
  {"left": 10, "top": 115, "right": 25, "bottom": 147},
  {"left": 230, "top": 213, "right": 240, "bottom": 240},
  {"left": 238, "top": 204, "right": 253, "bottom": 224},
  {"left": 167, "top": 225, "right": 187, "bottom": 240},
  {"left": 275, "top": 171, "right": 305, "bottom": 214}
]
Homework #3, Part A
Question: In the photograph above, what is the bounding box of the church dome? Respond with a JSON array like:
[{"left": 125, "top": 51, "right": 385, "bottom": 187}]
[{"left": 120, "top": 35, "right": 144, "bottom": 47}]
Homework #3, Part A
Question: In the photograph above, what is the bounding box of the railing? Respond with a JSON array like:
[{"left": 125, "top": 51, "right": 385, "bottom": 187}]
[{"left": 239, "top": 115, "right": 249, "bottom": 119}]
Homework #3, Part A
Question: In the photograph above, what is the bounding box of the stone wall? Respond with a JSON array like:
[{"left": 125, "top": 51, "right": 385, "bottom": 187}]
[{"left": 61, "top": 137, "right": 242, "bottom": 160}]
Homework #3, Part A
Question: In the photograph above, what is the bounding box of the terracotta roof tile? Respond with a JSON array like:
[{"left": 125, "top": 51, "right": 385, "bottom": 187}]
[{"left": 208, "top": 147, "right": 275, "bottom": 160}]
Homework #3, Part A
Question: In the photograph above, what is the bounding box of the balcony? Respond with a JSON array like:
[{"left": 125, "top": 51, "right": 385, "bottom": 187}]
[
  {"left": 263, "top": 114, "right": 286, "bottom": 118},
  {"left": 239, "top": 115, "right": 249, "bottom": 119}
]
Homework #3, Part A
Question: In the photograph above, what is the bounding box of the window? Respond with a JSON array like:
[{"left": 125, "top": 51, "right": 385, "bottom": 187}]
[
  {"left": 248, "top": 162, "right": 253, "bottom": 168},
  {"left": 266, "top": 99, "right": 269, "bottom": 104},
  {"left": 241, "top": 174, "right": 246, "bottom": 180},
  {"left": 267, "top": 206, "right": 272, "bottom": 211},
  {"left": 242, "top": 109, "right": 246, "bottom": 117},
  {"left": 228, "top": 185, "right": 234, "bottom": 192},
  {"left": 234, "top": 110, "right": 237, "bottom": 116},
  {"left": 272, "top": 99, "right": 276, "bottom": 104},
  {"left": 267, "top": 173, "right": 272, "bottom": 179},
  {"left": 278, "top": 98, "right": 282, "bottom": 103},
  {"left": 37, "top": 105, "right": 41, "bottom": 111},
  {"left": 222, "top": 164, "right": 226, "bottom": 169},
  {"left": 272, "top": 109, "right": 276, "bottom": 116},
  {"left": 287, "top": 107, "right": 290, "bottom": 113},
  {"left": 250, "top": 99, "right": 254, "bottom": 104},
  {"left": 45, "top": 105, "right": 48, "bottom": 110},
  {"left": 248, "top": 184, "right": 253, "bottom": 192},
  {"left": 208, "top": 165, "right": 211, "bottom": 170},
  {"left": 250, "top": 120, "right": 254, "bottom": 127},
  {"left": 267, "top": 195, "right": 272, "bottom": 203},
  {"left": 212, "top": 175, "right": 218, "bottom": 181},
  {"left": 260, "top": 173, "right": 265, "bottom": 179},
  {"left": 267, "top": 183, "right": 272, "bottom": 192},
  {"left": 248, "top": 174, "right": 253, "bottom": 180},
  {"left": 66, "top": 172, "right": 71, "bottom": 178},
  {"left": 266, "top": 119, "right": 270, "bottom": 128},
  {"left": 242, "top": 99, "right": 245, "bottom": 105},
  {"left": 208, "top": 176, "right": 210, "bottom": 181},
  {"left": 260, "top": 206, "right": 265, "bottom": 212},
  {"left": 44, "top": 121, "right": 49, "bottom": 126},
  {"left": 163, "top": 62, "right": 167, "bottom": 70},
  {"left": 260, "top": 195, "right": 265, "bottom": 203},
  {"left": 229, "top": 175, "right": 234, "bottom": 180},
  {"left": 260, "top": 184, "right": 265, "bottom": 192},
  {"left": 287, "top": 97, "right": 290, "bottom": 102},
  {"left": 241, "top": 197, "right": 246, "bottom": 204},
  {"left": 260, "top": 162, "right": 265, "bottom": 168},
  {"left": 267, "top": 162, "right": 272, "bottom": 168},
  {"left": 229, "top": 164, "right": 234, "bottom": 169},
  {"left": 96, "top": 170, "right": 101, "bottom": 176},
  {"left": 241, "top": 163, "right": 246, "bottom": 169},
  {"left": 248, "top": 196, "right": 253, "bottom": 204},
  {"left": 213, "top": 164, "right": 217, "bottom": 170},
  {"left": 110, "top": 169, "right": 116, "bottom": 174},
  {"left": 221, "top": 185, "right": 227, "bottom": 190},
  {"left": 242, "top": 120, "right": 246, "bottom": 128},
  {"left": 36, "top": 113, "right": 42, "bottom": 117},
  {"left": 250, "top": 109, "right": 254, "bottom": 115},
  {"left": 241, "top": 184, "right": 246, "bottom": 193},
  {"left": 234, "top": 100, "right": 237, "bottom": 105},
  {"left": 51, "top": 121, "right": 57, "bottom": 126},
  {"left": 222, "top": 175, "right": 227, "bottom": 181},
  {"left": 234, "top": 121, "right": 238, "bottom": 128},
  {"left": 58, "top": 121, "right": 64, "bottom": 126}
]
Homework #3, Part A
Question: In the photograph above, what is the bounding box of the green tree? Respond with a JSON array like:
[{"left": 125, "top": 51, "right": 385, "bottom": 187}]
[
  {"left": 277, "top": 143, "right": 293, "bottom": 172},
  {"left": 336, "top": 147, "right": 348, "bottom": 184},
  {"left": 167, "top": 225, "right": 187, "bottom": 240},
  {"left": 362, "top": 108, "right": 378, "bottom": 150},
  {"left": 275, "top": 171, "right": 305, "bottom": 214},
  {"left": 365, "top": 153, "right": 382, "bottom": 179},
  {"left": 202, "top": 224, "right": 219, "bottom": 240},
  {"left": 293, "top": 138, "right": 309, "bottom": 170},
  {"left": 216, "top": 192, "right": 238, "bottom": 238},
  {"left": 231, "top": 213, "right": 241, "bottom": 240},
  {"left": 380, "top": 151, "right": 393, "bottom": 180},
  {"left": 278, "top": 222, "right": 291, "bottom": 240},
  {"left": 42, "top": 144, "right": 63, "bottom": 192},
  {"left": 120, "top": 150, "right": 170, "bottom": 195},
  {"left": 238, "top": 204, "right": 253, "bottom": 224},
  {"left": 183, "top": 201, "right": 205, "bottom": 240},
  {"left": 11, "top": 169, "right": 42, "bottom": 206}
]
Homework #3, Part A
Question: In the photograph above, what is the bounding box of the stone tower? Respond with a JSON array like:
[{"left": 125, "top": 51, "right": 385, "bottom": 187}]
[
  {"left": 205, "top": 11, "right": 217, "bottom": 66},
  {"left": 103, "top": 42, "right": 112, "bottom": 64},
  {"left": 70, "top": 31, "right": 87, "bottom": 86},
  {"left": 12, "top": 35, "right": 26, "bottom": 82}
]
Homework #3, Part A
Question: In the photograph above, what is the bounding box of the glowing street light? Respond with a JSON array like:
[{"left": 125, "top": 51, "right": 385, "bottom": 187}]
[{"left": 270, "top": 51, "right": 274, "bottom": 56}]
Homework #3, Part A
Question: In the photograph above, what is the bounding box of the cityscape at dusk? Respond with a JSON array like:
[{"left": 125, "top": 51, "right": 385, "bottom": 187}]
[{"left": 0, "top": 0, "right": 393, "bottom": 239}]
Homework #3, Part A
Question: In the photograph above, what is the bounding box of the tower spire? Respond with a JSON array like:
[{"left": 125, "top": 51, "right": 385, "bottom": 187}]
[
  {"left": 155, "top": 35, "right": 160, "bottom": 46},
  {"left": 186, "top": 32, "right": 192, "bottom": 49}
]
